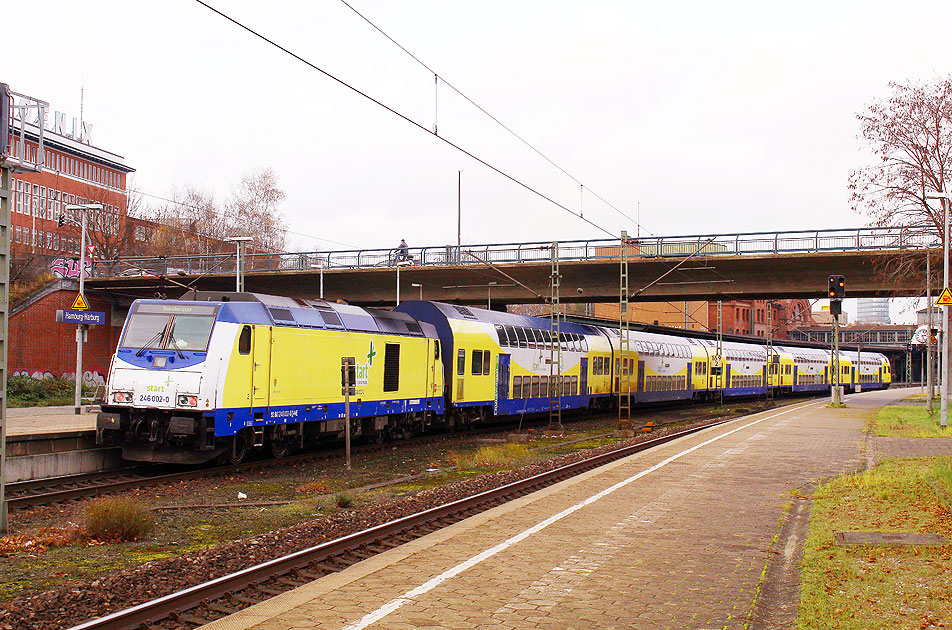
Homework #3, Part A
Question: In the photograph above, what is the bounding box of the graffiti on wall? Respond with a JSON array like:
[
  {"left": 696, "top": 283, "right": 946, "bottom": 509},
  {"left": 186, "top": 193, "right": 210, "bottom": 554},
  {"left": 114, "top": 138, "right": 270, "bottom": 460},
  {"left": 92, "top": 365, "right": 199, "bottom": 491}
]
[
  {"left": 12, "top": 369, "right": 105, "bottom": 386},
  {"left": 50, "top": 258, "right": 92, "bottom": 280}
]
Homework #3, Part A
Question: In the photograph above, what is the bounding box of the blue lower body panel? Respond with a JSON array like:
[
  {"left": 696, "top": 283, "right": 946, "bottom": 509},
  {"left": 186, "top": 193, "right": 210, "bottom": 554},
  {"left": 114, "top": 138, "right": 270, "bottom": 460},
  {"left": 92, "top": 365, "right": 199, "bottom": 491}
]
[{"left": 211, "top": 397, "right": 445, "bottom": 438}]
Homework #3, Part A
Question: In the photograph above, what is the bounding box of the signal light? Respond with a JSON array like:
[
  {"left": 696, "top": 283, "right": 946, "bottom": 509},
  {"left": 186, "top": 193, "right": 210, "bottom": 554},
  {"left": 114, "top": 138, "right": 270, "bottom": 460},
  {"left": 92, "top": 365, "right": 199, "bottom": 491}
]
[
  {"left": 57, "top": 214, "right": 65, "bottom": 228},
  {"left": 828, "top": 274, "right": 845, "bottom": 299}
]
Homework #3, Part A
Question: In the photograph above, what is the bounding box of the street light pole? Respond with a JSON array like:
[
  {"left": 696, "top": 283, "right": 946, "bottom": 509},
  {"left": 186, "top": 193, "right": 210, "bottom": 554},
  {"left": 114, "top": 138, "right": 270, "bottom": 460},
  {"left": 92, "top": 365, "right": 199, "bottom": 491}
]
[
  {"left": 457, "top": 170, "right": 462, "bottom": 262},
  {"left": 64, "top": 203, "right": 101, "bottom": 415},
  {"left": 926, "top": 191, "right": 951, "bottom": 427},
  {"left": 927, "top": 249, "right": 934, "bottom": 413},
  {"left": 224, "top": 236, "right": 253, "bottom": 293}
]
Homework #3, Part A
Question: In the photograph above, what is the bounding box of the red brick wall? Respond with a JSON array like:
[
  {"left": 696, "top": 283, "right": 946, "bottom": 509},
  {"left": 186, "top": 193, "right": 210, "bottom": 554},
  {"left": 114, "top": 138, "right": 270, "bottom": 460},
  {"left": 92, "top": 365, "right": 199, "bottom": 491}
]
[{"left": 9, "top": 290, "right": 120, "bottom": 384}]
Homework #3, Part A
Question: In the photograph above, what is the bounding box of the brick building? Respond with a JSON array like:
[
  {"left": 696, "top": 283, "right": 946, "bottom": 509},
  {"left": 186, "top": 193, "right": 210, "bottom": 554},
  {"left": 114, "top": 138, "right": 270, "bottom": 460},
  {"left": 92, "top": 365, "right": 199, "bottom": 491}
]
[
  {"left": 5, "top": 97, "right": 134, "bottom": 280},
  {"left": 4, "top": 91, "right": 132, "bottom": 382},
  {"left": 710, "top": 299, "right": 815, "bottom": 338},
  {"left": 511, "top": 298, "right": 815, "bottom": 340},
  {"left": 8, "top": 281, "right": 119, "bottom": 385}
]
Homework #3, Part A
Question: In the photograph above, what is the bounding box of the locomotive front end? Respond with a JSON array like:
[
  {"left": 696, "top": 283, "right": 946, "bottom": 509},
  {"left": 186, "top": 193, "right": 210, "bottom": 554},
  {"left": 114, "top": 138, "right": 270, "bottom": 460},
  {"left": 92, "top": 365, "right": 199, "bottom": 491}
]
[{"left": 97, "top": 301, "right": 224, "bottom": 464}]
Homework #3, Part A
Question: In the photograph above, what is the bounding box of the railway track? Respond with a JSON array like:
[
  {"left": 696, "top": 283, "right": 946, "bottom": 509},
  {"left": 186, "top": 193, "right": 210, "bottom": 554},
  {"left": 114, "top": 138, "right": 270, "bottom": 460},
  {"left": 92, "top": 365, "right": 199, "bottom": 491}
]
[
  {"left": 68, "top": 413, "right": 740, "bottom": 630},
  {"left": 9, "top": 395, "right": 791, "bottom": 512},
  {"left": 7, "top": 415, "right": 583, "bottom": 511}
]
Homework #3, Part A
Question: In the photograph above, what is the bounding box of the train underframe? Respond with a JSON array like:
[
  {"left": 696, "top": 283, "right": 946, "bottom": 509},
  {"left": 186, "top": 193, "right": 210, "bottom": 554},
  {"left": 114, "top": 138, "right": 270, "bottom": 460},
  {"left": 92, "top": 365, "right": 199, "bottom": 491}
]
[{"left": 98, "top": 405, "right": 459, "bottom": 465}]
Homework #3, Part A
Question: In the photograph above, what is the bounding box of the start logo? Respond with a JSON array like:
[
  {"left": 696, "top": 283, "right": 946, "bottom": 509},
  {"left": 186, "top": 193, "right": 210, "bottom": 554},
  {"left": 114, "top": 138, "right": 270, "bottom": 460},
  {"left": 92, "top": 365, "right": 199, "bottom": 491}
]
[{"left": 355, "top": 341, "right": 375, "bottom": 387}]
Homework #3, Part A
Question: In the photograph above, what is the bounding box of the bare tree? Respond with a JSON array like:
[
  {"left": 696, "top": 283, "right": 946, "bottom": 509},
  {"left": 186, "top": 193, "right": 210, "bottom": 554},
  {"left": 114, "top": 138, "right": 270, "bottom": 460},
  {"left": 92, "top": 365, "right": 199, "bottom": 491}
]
[
  {"left": 849, "top": 77, "right": 952, "bottom": 287},
  {"left": 224, "top": 168, "right": 287, "bottom": 252},
  {"left": 849, "top": 76, "right": 952, "bottom": 237},
  {"left": 136, "top": 169, "right": 288, "bottom": 259}
]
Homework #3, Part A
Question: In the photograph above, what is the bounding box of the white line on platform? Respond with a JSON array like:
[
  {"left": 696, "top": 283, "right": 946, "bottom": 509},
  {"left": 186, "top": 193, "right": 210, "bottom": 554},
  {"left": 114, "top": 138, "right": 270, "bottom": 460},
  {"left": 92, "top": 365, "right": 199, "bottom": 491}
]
[{"left": 341, "top": 400, "right": 821, "bottom": 630}]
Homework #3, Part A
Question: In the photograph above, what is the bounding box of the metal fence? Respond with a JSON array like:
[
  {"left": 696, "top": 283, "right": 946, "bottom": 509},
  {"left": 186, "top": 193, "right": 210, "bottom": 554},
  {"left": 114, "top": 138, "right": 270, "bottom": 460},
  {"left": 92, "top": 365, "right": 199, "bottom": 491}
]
[{"left": 90, "top": 226, "right": 935, "bottom": 279}]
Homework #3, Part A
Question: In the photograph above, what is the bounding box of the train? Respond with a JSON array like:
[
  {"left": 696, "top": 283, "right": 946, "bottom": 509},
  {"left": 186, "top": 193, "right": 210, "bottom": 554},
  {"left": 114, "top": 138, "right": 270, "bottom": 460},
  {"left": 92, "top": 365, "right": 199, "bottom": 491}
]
[{"left": 96, "top": 292, "right": 892, "bottom": 464}]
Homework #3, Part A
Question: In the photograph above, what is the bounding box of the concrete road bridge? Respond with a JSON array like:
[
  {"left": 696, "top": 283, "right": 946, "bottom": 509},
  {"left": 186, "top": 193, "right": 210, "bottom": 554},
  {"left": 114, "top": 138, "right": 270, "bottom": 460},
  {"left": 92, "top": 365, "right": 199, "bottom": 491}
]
[{"left": 87, "top": 227, "right": 936, "bottom": 307}]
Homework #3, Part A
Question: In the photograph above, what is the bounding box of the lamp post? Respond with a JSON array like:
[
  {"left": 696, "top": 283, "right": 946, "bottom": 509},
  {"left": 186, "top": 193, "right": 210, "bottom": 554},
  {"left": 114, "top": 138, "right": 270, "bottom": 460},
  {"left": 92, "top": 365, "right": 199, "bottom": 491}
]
[
  {"left": 411, "top": 283, "right": 423, "bottom": 300},
  {"left": 224, "top": 236, "right": 253, "bottom": 292},
  {"left": 926, "top": 191, "right": 952, "bottom": 427},
  {"left": 310, "top": 258, "right": 325, "bottom": 299},
  {"left": 63, "top": 203, "right": 102, "bottom": 415}
]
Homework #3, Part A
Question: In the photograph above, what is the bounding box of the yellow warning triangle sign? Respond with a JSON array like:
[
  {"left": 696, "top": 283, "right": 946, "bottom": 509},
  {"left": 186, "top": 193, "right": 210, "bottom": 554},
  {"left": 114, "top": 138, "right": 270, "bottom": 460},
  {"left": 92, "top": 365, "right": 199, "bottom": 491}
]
[
  {"left": 71, "top": 293, "right": 89, "bottom": 310},
  {"left": 937, "top": 287, "right": 952, "bottom": 306}
]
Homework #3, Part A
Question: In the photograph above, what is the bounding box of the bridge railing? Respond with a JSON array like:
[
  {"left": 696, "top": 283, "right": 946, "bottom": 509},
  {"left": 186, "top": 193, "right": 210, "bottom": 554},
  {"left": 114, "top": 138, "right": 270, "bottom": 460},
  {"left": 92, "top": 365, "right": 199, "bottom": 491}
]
[{"left": 91, "top": 226, "right": 936, "bottom": 278}]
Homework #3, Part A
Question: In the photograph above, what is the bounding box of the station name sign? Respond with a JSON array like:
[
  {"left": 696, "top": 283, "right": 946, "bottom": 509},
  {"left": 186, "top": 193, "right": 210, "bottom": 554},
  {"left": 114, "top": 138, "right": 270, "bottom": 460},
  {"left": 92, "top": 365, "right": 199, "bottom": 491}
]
[{"left": 56, "top": 309, "right": 106, "bottom": 326}]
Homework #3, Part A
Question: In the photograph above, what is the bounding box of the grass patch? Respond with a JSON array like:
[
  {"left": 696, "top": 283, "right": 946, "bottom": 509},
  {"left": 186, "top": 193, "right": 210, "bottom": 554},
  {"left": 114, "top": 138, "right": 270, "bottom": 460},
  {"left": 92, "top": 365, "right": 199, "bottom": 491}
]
[
  {"left": 84, "top": 497, "right": 154, "bottom": 542},
  {"left": 798, "top": 457, "right": 952, "bottom": 629},
  {"left": 448, "top": 443, "right": 533, "bottom": 471},
  {"left": 333, "top": 492, "right": 355, "bottom": 508},
  {"left": 869, "top": 405, "right": 952, "bottom": 438},
  {"left": 6, "top": 375, "right": 96, "bottom": 407}
]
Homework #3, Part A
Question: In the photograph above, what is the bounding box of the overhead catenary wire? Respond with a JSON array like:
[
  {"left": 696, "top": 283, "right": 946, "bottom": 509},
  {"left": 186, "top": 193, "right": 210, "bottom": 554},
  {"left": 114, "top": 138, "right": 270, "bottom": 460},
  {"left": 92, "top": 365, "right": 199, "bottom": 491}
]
[
  {"left": 337, "top": 0, "right": 651, "bottom": 236},
  {"left": 192, "top": 0, "right": 618, "bottom": 240}
]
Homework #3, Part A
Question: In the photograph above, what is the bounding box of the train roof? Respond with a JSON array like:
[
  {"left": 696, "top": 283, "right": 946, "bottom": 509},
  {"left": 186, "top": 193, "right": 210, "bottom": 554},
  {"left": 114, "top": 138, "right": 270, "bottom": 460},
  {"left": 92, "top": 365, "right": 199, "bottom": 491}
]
[
  {"left": 137, "top": 292, "right": 439, "bottom": 339},
  {"left": 394, "top": 300, "right": 598, "bottom": 335}
]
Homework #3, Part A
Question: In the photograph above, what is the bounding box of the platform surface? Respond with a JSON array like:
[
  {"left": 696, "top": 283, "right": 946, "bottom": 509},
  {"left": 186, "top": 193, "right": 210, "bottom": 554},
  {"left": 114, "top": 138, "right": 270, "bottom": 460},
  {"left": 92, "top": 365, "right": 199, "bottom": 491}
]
[
  {"left": 201, "top": 389, "right": 911, "bottom": 630},
  {"left": 4, "top": 405, "right": 98, "bottom": 437}
]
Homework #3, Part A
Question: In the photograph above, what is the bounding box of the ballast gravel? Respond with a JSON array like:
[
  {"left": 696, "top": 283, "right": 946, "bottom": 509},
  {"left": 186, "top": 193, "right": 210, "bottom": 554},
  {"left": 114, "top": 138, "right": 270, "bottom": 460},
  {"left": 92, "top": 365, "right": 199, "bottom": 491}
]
[{"left": 0, "top": 421, "right": 709, "bottom": 630}]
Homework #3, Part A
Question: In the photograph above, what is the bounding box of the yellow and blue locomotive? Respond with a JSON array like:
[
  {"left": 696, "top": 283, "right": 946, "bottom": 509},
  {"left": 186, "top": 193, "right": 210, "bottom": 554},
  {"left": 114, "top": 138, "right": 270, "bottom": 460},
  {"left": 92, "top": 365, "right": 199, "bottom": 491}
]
[{"left": 98, "top": 293, "right": 444, "bottom": 464}]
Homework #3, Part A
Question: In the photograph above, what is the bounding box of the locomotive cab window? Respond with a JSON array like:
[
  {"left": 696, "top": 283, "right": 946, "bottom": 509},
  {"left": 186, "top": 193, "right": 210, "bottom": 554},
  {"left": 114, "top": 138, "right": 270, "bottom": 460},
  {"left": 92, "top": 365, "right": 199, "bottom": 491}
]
[
  {"left": 483, "top": 350, "right": 491, "bottom": 375},
  {"left": 120, "top": 303, "right": 218, "bottom": 352},
  {"left": 238, "top": 325, "right": 252, "bottom": 355},
  {"left": 434, "top": 340, "right": 441, "bottom": 359}
]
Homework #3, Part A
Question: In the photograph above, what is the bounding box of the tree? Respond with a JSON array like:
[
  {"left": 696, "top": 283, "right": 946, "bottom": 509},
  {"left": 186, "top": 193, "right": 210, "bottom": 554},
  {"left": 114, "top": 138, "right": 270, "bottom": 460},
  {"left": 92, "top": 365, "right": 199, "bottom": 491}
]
[
  {"left": 136, "top": 168, "right": 288, "bottom": 258},
  {"left": 224, "top": 168, "right": 287, "bottom": 252},
  {"left": 849, "top": 76, "right": 952, "bottom": 238}
]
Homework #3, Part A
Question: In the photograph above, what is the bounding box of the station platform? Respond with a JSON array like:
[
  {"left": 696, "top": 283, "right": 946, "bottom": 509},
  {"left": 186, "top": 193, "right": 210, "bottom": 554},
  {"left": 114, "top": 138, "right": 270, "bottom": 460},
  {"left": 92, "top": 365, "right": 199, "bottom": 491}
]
[
  {"left": 4, "top": 404, "right": 97, "bottom": 438},
  {"left": 200, "top": 388, "right": 913, "bottom": 630}
]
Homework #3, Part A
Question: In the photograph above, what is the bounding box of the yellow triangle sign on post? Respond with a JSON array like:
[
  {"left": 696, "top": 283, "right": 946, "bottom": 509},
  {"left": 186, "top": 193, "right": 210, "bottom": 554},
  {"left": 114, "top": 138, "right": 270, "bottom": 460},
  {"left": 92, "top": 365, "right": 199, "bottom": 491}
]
[
  {"left": 937, "top": 287, "right": 952, "bottom": 307},
  {"left": 71, "top": 293, "right": 89, "bottom": 310}
]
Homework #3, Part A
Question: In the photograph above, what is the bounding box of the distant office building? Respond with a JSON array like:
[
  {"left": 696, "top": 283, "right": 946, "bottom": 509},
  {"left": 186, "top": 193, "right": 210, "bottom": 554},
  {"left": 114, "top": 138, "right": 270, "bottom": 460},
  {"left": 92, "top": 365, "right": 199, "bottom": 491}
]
[
  {"left": 813, "top": 309, "right": 850, "bottom": 325},
  {"left": 856, "top": 298, "right": 890, "bottom": 324}
]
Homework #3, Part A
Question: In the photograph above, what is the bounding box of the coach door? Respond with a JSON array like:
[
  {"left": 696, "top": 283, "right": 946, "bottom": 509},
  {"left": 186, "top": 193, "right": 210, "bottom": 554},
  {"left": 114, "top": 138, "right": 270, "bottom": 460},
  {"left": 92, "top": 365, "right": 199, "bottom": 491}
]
[
  {"left": 251, "top": 325, "right": 272, "bottom": 415},
  {"left": 495, "top": 354, "right": 510, "bottom": 414},
  {"left": 579, "top": 358, "right": 588, "bottom": 396}
]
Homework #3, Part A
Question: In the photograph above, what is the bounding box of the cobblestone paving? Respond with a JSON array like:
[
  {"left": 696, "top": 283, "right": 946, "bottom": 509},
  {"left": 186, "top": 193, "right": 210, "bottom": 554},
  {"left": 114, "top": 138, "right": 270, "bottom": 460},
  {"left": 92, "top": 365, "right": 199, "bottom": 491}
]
[{"left": 204, "top": 390, "right": 910, "bottom": 630}]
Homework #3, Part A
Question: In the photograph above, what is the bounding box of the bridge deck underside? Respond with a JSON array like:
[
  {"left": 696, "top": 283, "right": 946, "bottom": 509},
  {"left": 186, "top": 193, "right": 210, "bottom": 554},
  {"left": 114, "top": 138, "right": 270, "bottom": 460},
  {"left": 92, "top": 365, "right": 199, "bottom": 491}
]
[{"left": 86, "top": 249, "right": 927, "bottom": 307}]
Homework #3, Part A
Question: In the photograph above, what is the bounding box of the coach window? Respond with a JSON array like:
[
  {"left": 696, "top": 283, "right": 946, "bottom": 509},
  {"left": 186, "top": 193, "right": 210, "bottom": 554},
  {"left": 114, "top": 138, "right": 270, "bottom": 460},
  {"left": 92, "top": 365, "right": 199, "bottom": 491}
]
[
  {"left": 483, "top": 350, "right": 491, "bottom": 375},
  {"left": 515, "top": 327, "right": 528, "bottom": 348},
  {"left": 495, "top": 324, "right": 507, "bottom": 346},
  {"left": 457, "top": 349, "right": 466, "bottom": 375},
  {"left": 472, "top": 350, "right": 483, "bottom": 375},
  {"left": 505, "top": 326, "right": 517, "bottom": 347}
]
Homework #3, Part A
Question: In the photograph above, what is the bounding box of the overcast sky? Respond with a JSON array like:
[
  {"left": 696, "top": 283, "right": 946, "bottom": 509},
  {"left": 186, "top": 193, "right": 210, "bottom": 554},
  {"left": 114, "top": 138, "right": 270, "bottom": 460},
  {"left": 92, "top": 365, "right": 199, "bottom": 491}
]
[{"left": 7, "top": 1, "right": 951, "bottom": 321}]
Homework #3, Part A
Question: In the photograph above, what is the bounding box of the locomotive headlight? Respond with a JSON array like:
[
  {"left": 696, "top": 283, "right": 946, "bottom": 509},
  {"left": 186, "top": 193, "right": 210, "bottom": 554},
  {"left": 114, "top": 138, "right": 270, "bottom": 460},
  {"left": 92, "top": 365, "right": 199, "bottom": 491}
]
[
  {"left": 153, "top": 356, "right": 167, "bottom": 368},
  {"left": 177, "top": 395, "right": 198, "bottom": 407},
  {"left": 113, "top": 391, "right": 133, "bottom": 403}
]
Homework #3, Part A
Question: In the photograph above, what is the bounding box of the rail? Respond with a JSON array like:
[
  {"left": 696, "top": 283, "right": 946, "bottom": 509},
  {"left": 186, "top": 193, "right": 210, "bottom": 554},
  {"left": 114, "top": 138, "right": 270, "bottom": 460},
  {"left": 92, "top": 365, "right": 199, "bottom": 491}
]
[{"left": 90, "top": 226, "right": 935, "bottom": 279}]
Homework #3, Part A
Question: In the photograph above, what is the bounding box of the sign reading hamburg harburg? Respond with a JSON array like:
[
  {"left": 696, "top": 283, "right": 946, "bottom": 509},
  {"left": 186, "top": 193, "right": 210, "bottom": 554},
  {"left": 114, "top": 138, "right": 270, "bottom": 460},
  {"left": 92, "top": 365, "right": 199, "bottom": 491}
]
[{"left": 56, "top": 309, "right": 106, "bottom": 326}]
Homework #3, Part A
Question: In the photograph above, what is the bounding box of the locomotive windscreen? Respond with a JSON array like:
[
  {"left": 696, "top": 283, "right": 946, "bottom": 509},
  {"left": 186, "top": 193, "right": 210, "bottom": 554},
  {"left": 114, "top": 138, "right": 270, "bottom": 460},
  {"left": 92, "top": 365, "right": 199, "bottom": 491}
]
[{"left": 120, "top": 303, "right": 219, "bottom": 352}]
